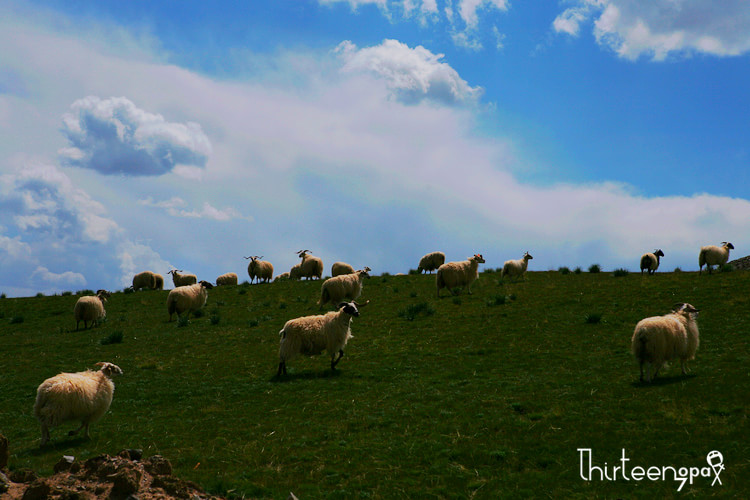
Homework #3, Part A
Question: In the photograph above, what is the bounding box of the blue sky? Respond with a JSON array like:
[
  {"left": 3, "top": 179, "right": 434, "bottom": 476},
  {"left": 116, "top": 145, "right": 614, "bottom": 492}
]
[{"left": 2, "top": 0, "right": 750, "bottom": 296}]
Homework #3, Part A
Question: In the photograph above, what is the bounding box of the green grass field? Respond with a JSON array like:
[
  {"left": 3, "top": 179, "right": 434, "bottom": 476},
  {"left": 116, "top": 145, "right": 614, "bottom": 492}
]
[{"left": 1, "top": 269, "right": 748, "bottom": 498}]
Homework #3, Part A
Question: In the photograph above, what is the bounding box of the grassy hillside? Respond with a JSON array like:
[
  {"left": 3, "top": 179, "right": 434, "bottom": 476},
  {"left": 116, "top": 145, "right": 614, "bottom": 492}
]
[{"left": 1, "top": 269, "right": 748, "bottom": 498}]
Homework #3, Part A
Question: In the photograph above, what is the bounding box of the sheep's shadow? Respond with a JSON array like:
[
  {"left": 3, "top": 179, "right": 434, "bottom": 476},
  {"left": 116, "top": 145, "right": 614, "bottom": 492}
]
[
  {"left": 271, "top": 369, "right": 343, "bottom": 383},
  {"left": 631, "top": 373, "right": 696, "bottom": 388},
  {"left": 19, "top": 436, "right": 89, "bottom": 457}
]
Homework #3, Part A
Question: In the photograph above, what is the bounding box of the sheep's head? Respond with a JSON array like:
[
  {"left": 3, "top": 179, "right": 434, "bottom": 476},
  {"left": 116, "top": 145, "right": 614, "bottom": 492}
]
[
  {"left": 358, "top": 267, "right": 371, "bottom": 278},
  {"left": 95, "top": 362, "right": 123, "bottom": 378},
  {"left": 199, "top": 280, "right": 214, "bottom": 289},
  {"left": 722, "top": 242, "right": 734, "bottom": 250},
  {"left": 654, "top": 249, "right": 665, "bottom": 257},
  {"left": 672, "top": 303, "right": 700, "bottom": 318},
  {"left": 523, "top": 252, "right": 533, "bottom": 261},
  {"left": 167, "top": 269, "right": 183, "bottom": 276},
  {"left": 471, "top": 254, "right": 486, "bottom": 264},
  {"left": 96, "top": 290, "right": 111, "bottom": 302},
  {"left": 337, "top": 300, "right": 370, "bottom": 317},
  {"left": 297, "top": 250, "right": 311, "bottom": 260}
]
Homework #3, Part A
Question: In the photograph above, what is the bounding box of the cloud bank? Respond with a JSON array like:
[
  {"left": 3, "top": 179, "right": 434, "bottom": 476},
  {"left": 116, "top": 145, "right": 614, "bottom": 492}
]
[{"left": 554, "top": 0, "right": 750, "bottom": 60}]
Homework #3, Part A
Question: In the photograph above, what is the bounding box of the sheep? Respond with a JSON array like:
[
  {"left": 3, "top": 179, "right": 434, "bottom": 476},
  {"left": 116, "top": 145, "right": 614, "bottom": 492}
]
[
  {"left": 289, "top": 263, "right": 302, "bottom": 280},
  {"left": 154, "top": 273, "right": 164, "bottom": 290},
  {"left": 244, "top": 256, "right": 274, "bottom": 284},
  {"left": 74, "top": 290, "right": 110, "bottom": 330},
  {"left": 640, "top": 249, "right": 664, "bottom": 275},
  {"left": 166, "top": 280, "right": 214, "bottom": 321},
  {"left": 631, "top": 303, "right": 700, "bottom": 383},
  {"left": 216, "top": 272, "right": 238, "bottom": 286},
  {"left": 274, "top": 272, "right": 291, "bottom": 282},
  {"left": 501, "top": 252, "right": 533, "bottom": 282},
  {"left": 277, "top": 300, "right": 368, "bottom": 376},
  {"left": 319, "top": 267, "right": 371, "bottom": 309},
  {"left": 34, "top": 362, "right": 123, "bottom": 447},
  {"left": 296, "top": 250, "right": 324, "bottom": 280},
  {"left": 167, "top": 269, "right": 197, "bottom": 287},
  {"left": 436, "top": 254, "right": 485, "bottom": 297},
  {"left": 132, "top": 271, "right": 157, "bottom": 291},
  {"left": 699, "top": 242, "right": 734, "bottom": 274},
  {"left": 331, "top": 261, "right": 355, "bottom": 277},
  {"left": 417, "top": 251, "right": 445, "bottom": 274}
]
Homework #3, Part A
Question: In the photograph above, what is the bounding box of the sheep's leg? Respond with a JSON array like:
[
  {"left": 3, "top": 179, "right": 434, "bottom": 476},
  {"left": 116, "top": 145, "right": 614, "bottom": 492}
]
[
  {"left": 40, "top": 425, "right": 50, "bottom": 447},
  {"left": 277, "top": 361, "right": 286, "bottom": 377},
  {"left": 68, "top": 421, "right": 89, "bottom": 438},
  {"left": 331, "top": 350, "right": 345, "bottom": 370},
  {"left": 639, "top": 361, "right": 644, "bottom": 382}
]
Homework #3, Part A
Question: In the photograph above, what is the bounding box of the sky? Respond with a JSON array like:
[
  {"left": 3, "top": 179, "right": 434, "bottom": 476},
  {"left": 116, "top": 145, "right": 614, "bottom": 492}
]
[{"left": 2, "top": 0, "right": 750, "bottom": 297}]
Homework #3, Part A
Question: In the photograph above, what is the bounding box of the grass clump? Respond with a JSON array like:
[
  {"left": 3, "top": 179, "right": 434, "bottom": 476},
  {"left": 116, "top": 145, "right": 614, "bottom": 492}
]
[
  {"left": 398, "top": 302, "right": 435, "bottom": 321},
  {"left": 9, "top": 315, "right": 24, "bottom": 324},
  {"left": 584, "top": 312, "right": 603, "bottom": 324},
  {"left": 486, "top": 294, "right": 510, "bottom": 307},
  {"left": 100, "top": 330, "right": 124, "bottom": 345},
  {"left": 558, "top": 267, "right": 571, "bottom": 275},
  {"left": 588, "top": 264, "right": 601, "bottom": 273},
  {"left": 613, "top": 268, "right": 629, "bottom": 277}
]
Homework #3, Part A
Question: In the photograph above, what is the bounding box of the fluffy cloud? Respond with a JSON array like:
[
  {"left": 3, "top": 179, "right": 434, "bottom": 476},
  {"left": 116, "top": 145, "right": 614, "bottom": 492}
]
[
  {"left": 554, "top": 0, "right": 750, "bottom": 60},
  {"left": 30, "top": 265, "right": 86, "bottom": 287},
  {"left": 138, "top": 197, "right": 251, "bottom": 221},
  {"left": 337, "top": 39, "right": 482, "bottom": 105},
  {"left": 59, "top": 96, "right": 212, "bottom": 176}
]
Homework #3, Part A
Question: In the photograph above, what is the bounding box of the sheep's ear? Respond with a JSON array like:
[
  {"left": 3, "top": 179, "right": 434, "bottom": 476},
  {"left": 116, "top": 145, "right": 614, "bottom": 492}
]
[{"left": 672, "top": 303, "right": 686, "bottom": 312}]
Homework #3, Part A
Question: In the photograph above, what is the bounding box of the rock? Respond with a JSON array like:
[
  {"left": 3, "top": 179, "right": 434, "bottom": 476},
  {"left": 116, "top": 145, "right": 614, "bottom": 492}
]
[
  {"left": 0, "top": 471, "right": 10, "bottom": 493},
  {"left": 9, "top": 468, "right": 38, "bottom": 484},
  {"left": 109, "top": 467, "right": 141, "bottom": 499},
  {"left": 53, "top": 456, "right": 76, "bottom": 473},
  {"left": 20, "top": 478, "right": 50, "bottom": 500},
  {"left": 117, "top": 449, "right": 143, "bottom": 461}
]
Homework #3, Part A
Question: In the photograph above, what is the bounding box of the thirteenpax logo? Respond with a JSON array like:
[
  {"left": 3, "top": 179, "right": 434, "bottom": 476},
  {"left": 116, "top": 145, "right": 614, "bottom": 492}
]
[{"left": 578, "top": 448, "right": 724, "bottom": 491}]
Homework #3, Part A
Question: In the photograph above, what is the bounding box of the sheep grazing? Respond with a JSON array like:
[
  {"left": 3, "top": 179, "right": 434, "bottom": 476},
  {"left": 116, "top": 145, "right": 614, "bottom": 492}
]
[
  {"left": 640, "top": 249, "right": 664, "bottom": 275},
  {"left": 436, "top": 254, "right": 485, "bottom": 297},
  {"left": 331, "top": 261, "right": 355, "bottom": 277},
  {"left": 274, "top": 272, "right": 291, "bottom": 282},
  {"left": 167, "top": 269, "right": 197, "bottom": 287},
  {"left": 296, "top": 250, "right": 324, "bottom": 280},
  {"left": 132, "top": 271, "right": 158, "bottom": 291},
  {"left": 417, "top": 251, "right": 446, "bottom": 274},
  {"left": 166, "top": 280, "right": 214, "bottom": 321},
  {"left": 34, "top": 362, "right": 123, "bottom": 447},
  {"left": 319, "top": 267, "right": 371, "bottom": 309},
  {"left": 244, "top": 256, "right": 274, "bottom": 284},
  {"left": 216, "top": 272, "right": 238, "bottom": 286},
  {"left": 289, "top": 263, "right": 302, "bottom": 280},
  {"left": 699, "top": 242, "right": 734, "bottom": 274},
  {"left": 631, "top": 303, "right": 700, "bottom": 383},
  {"left": 277, "top": 300, "right": 368, "bottom": 376},
  {"left": 74, "top": 290, "right": 110, "bottom": 330},
  {"left": 501, "top": 252, "right": 533, "bottom": 282}
]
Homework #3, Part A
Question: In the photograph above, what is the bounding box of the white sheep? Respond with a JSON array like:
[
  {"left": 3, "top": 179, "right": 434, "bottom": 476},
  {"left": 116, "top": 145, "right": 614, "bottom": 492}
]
[
  {"left": 277, "top": 300, "right": 368, "bottom": 376},
  {"left": 244, "top": 256, "right": 274, "bottom": 284},
  {"left": 331, "top": 261, "right": 355, "bottom": 277},
  {"left": 132, "top": 271, "right": 158, "bottom": 291},
  {"left": 640, "top": 249, "right": 664, "bottom": 275},
  {"left": 699, "top": 242, "right": 734, "bottom": 274},
  {"left": 34, "top": 362, "right": 123, "bottom": 446},
  {"left": 319, "top": 267, "right": 371, "bottom": 309},
  {"left": 501, "top": 252, "right": 533, "bottom": 282},
  {"left": 436, "top": 254, "right": 485, "bottom": 297},
  {"left": 166, "top": 280, "right": 214, "bottom": 321},
  {"left": 154, "top": 273, "right": 164, "bottom": 290},
  {"left": 289, "top": 263, "right": 303, "bottom": 280},
  {"left": 216, "top": 272, "right": 238, "bottom": 286},
  {"left": 274, "top": 272, "right": 291, "bottom": 282},
  {"left": 74, "top": 290, "right": 110, "bottom": 330},
  {"left": 417, "top": 251, "right": 445, "bottom": 274},
  {"left": 296, "top": 250, "right": 324, "bottom": 280},
  {"left": 167, "top": 269, "right": 197, "bottom": 287},
  {"left": 631, "top": 303, "right": 700, "bottom": 383}
]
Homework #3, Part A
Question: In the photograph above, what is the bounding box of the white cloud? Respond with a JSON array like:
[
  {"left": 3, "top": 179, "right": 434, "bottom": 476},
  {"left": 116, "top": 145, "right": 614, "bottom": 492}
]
[
  {"left": 554, "top": 0, "right": 750, "bottom": 60},
  {"left": 59, "top": 96, "right": 212, "bottom": 176},
  {"left": 138, "top": 197, "right": 252, "bottom": 221},
  {"left": 31, "top": 265, "right": 86, "bottom": 287},
  {"left": 337, "top": 39, "right": 483, "bottom": 105}
]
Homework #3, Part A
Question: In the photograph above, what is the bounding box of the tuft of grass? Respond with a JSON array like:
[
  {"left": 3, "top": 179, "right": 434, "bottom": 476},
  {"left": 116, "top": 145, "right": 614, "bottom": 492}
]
[
  {"left": 486, "top": 294, "right": 509, "bottom": 307},
  {"left": 100, "top": 330, "right": 124, "bottom": 345},
  {"left": 35, "top": 292, "right": 45, "bottom": 298},
  {"left": 210, "top": 314, "right": 221, "bottom": 325},
  {"left": 574, "top": 267, "right": 582, "bottom": 274},
  {"left": 613, "top": 268, "right": 629, "bottom": 277},
  {"left": 584, "top": 312, "right": 603, "bottom": 324},
  {"left": 674, "top": 267, "right": 683, "bottom": 273},
  {"left": 397, "top": 302, "right": 436, "bottom": 321},
  {"left": 177, "top": 315, "right": 190, "bottom": 327},
  {"left": 721, "top": 264, "right": 734, "bottom": 272},
  {"left": 9, "top": 315, "right": 24, "bottom": 324},
  {"left": 588, "top": 264, "right": 601, "bottom": 273},
  {"left": 61, "top": 291, "right": 73, "bottom": 296},
  {"left": 558, "top": 267, "right": 571, "bottom": 275}
]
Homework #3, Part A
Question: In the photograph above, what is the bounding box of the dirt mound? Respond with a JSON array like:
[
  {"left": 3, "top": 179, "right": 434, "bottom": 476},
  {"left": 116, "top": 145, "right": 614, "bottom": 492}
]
[{"left": 0, "top": 446, "right": 226, "bottom": 499}]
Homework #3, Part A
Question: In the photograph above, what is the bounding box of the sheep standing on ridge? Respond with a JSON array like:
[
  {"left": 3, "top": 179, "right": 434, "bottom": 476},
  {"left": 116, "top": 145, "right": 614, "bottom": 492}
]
[
  {"left": 277, "top": 301, "right": 368, "bottom": 376},
  {"left": 166, "top": 280, "right": 213, "bottom": 321},
  {"left": 296, "top": 250, "right": 323, "bottom": 280},
  {"left": 331, "top": 262, "right": 355, "bottom": 277},
  {"left": 640, "top": 249, "right": 664, "bottom": 275},
  {"left": 436, "top": 254, "right": 485, "bottom": 297},
  {"left": 631, "top": 303, "right": 700, "bottom": 383},
  {"left": 699, "top": 242, "right": 734, "bottom": 274},
  {"left": 154, "top": 273, "right": 164, "bottom": 290},
  {"left": 34, "top": 362, "right": 123, "bottom": 446},
  {"left": 245, "top": 256, "right": 274, "bottom": 284},
  {"left": 289, "top": 263, "right": 302, "bottom": 280},
  {"left": 216, "top": 272, "right": 238, "bottom": 286},
  {"left": 168, "top": 269, "right": 197, "bottom": 287},
  {"left": 274, "top": 272, "right": 291, "bottom": 282},
  {"left": 319, "top": 267, "right": 371, "bottom": 309},
  {"left": 74, "top": 290, "right": 110, "bottom": 330},
  {"left": 132, "top": 271, "right": 158, "bottom": 291},
  {"left": 417, "top": 251, "right": 445, "bottom": 274},
  {"left": 501, "top": 252, "right": 533, "bottom": 282}
]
